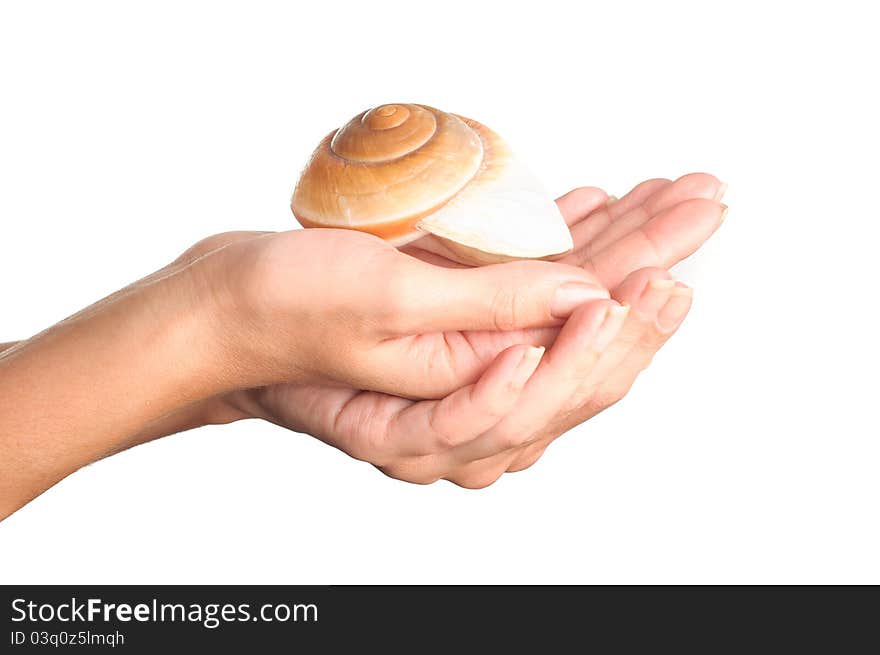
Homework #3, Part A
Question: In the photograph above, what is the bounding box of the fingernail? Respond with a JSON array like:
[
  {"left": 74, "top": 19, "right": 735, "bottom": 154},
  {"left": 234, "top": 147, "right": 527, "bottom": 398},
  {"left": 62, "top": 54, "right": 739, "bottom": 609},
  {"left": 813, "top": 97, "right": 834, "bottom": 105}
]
[
  {"left": 714, "top": 181, "right": 728, "bottom": 202},
  {"left": 647, "top": 278, "right": 676, "bottom": 291},
  {"left": 608, "top": 303, "right": 630, "bottom": 318},
  {"left": 594, "top": 302, "right": 629, "bottom": 350},
  {"left": 519, "top": 346, "right": 545, "bottom": 372},
  {"left": 641, "top": 278, "right": 675, "bottom": 313},
  {"left": 510, "top": 345, "right": 544, "bottom": 388},
  {"left": 606, "top": 195, "right": 618, "bottom": 205},
  {"left": 657, "top": 293, "right": 692, "bottom": 332},
  {"left": 551, "top": 283, "right": 609, "bottom": 318},
  {"left": 719, "top": 203, "right": 728, "bottom": 224},
  {"left": 670, "top": 281, "right": 693, "bottom": 297}
]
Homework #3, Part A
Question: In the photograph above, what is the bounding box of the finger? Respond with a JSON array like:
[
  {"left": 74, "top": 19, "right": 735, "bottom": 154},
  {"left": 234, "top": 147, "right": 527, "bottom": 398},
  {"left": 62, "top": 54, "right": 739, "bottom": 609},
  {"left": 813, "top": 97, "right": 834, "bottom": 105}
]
[
  {"left": 613, "top": 266, "right": 675, "bottom": 311},
  {"left": 367, "top": 321, "right": 565, "bottom": 401},
  {"left": 385, "top": 344, "right": 543, "bottom": 457},
  {"left": 390, "top": 258, "right": 608, "bottom": 334},
  {"left": 587, "top": 198, "right": 726, "bottom": 288},
  {"left": 500, "top": 267, "right": 673, "bottom": 471},
  {"left": 555, "top": 187, "right": 609, "bottom": 227},
  {"left": 376, "top": 344, "right": 544, "bottom": 485},
  {"left": 446, "top": 291, "right": 641, "bottom": 477},
  {"left": 450, "top": 299, "right": 627, "bottom": 462},
  {"left": 562, "top": 269, "right": 678, "bottom": 411},
  {"left": 568, "top": 178, "right": 671, "bottom": 252},
  {"left": 526, "top": 281, "right": 693, "bottom": 460},
  {"left": 607, "top": 282, "right": 693, "bottom": 392},
  {"left": 453, "top": 267, "right": 678, "bottom": 476},
  {"left": 255, "top": 384, "right": 412, "bottom": 465},
  {"left": 645, "top": 172, "right": 726, "bottom": 210},
  {"left": 583, "top": 173, "right": 724, "bottom": 256},
  {"left": 445, "top": 454, "right": 520, "bottom": 489},
  {"left": 541, "top": 267, "right": 676, "bottom": 397},
  {"left": 506, "top": 273, "right": 692, "bottom": 471},
  {"left": 506, "top": 441, "right": 548, "bottom": 473},
  {"left": 609, "top": 178, "right": 675, "bottom": 219}
]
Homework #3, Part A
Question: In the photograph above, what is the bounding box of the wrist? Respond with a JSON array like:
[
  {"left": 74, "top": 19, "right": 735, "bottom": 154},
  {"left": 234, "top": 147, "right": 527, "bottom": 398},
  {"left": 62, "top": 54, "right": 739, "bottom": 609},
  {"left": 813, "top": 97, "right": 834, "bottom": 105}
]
[
  {"left": 184, "top": 231, "right": 312, "bottom": 390},
  {"left": 221, "top": 387, "right": 270, "bottom": 422},
  {"left": 123, "top": 393, "right": 251, "bottom": 448}
]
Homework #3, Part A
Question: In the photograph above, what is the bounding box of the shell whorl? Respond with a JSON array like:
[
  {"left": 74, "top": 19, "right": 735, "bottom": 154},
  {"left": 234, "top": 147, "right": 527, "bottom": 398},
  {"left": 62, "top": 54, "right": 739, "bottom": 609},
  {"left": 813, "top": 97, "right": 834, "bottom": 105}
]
[
  {"left": 330, "top": 104, "right": 438, "bottom": 161},
  {"left": 292, "top": 104, "right": 486, "bottom": 241}
]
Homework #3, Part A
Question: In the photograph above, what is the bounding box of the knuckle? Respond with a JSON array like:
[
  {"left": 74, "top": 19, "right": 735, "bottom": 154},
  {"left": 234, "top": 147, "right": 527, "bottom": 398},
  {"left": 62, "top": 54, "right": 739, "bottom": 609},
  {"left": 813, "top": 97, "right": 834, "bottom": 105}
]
[
  {"left": 177, "top": 234, "right": 231, "bottom": 262},
  {"left": 477, "top": 388, "right": 511, "bottom": 424},
  {"left": 495, "top": 425, "right": 528, "bottom": 451},
  {"left": 427, "top": 415, "right": 459, "bottom": 451},
  {"left": 484, "top": 398, "right": 509, "bottom": 424},
  {"left": 427, "top": 403, "right": 475, "bottom": 451},
  {"left": 569, "top": 352, "right": 602, "bottom": 382},
  {"left": 591, "top": 386, "right": 628, "bottom": 411},
  {"left": 640, "top": 266, "right": 671, "bottom": 281},
  {"left": 639, "top": 177, "right": 673, "bottom": 191},
  {"left": 431, "top": 427, "right": 461, "bottom": 452},
  {"left": 379, "top": 462, "right": 440, "bottom": 486},
  {"left": 448, "top": 468, "right": 505, "bottom": 490},
  {"left": 679, "top": 196, "right": 721, "bottom": 215},
  {"left": 375, "top": 273, "right": 416, "bottom": 334},
  {"left": 508, "top": 453, "right": 541, "bottom": 473},
  {"left": 178, "top": 231, "right": 261, "bottom": 264},
  {"left": 490, "top": 286, "right": 522, "bottom": 332}
]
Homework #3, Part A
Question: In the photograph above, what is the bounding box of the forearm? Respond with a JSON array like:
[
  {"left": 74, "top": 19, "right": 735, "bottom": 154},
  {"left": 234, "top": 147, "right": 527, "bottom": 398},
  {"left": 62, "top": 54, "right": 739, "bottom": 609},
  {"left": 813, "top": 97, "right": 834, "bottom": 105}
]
[
  {"left": 0, "top": 268, "right": 229, "bottom": 519},
  {"left": 3, "top": 339, "right": 243, "bottom": 439}
]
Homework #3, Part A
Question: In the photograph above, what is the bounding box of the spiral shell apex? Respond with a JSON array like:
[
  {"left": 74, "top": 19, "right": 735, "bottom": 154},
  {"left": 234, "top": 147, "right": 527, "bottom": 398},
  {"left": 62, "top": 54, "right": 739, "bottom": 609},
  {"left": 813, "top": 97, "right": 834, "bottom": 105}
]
[{"left": 291, "top": 103, "right": 574, "bottom": 264}]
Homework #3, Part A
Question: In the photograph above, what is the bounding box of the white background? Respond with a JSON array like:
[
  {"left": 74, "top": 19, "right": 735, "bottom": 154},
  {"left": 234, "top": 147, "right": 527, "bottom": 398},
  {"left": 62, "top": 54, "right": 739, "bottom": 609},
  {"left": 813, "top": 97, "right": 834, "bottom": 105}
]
[{"left": 0, "top": 1, "right": 877, "bottom": 584}]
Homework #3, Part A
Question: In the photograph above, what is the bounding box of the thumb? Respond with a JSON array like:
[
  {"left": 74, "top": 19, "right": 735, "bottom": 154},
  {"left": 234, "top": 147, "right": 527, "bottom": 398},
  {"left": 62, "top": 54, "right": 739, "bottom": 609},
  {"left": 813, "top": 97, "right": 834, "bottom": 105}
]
[{"left": 400, "top": 260, "right": 609, "bottom": 333}]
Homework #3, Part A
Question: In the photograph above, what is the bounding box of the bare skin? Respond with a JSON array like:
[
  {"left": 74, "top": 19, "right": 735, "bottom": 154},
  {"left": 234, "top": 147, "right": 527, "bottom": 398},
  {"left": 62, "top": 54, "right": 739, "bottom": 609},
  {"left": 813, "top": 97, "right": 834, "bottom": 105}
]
[
  {"left": 229, "top": 173, "right": 725, "bottom": 487},
  {"left": 0, "top": 173, "right": 725, "bottom": 517}
]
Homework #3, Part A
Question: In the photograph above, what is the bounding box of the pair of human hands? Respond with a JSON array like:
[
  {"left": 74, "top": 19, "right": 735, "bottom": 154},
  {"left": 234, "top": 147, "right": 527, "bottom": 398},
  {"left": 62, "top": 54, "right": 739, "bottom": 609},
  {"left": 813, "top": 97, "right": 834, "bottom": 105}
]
[{"left": 176, "top": 173, "right": 725, "bottom": 488}]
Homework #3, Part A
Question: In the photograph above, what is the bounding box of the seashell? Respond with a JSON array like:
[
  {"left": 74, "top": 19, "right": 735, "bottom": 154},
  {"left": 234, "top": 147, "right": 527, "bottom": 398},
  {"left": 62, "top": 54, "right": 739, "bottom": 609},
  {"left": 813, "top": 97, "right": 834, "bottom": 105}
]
[{"left": 291, "top": 103, "right": 573, "bottom": 265}]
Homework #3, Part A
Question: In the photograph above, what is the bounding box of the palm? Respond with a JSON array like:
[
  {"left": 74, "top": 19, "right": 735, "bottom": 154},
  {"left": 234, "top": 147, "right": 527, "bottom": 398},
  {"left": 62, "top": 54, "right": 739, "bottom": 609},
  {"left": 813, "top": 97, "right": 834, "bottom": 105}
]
[{"left": 254, "top": 173, "right": 726, "bottom": 462}]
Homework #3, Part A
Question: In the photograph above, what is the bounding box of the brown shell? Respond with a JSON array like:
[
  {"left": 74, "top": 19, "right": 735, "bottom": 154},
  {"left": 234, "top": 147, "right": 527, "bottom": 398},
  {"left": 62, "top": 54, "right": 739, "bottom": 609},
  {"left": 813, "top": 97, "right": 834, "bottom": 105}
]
[{"left": 291, "top": 104, "right": 502, "bottom": 243}]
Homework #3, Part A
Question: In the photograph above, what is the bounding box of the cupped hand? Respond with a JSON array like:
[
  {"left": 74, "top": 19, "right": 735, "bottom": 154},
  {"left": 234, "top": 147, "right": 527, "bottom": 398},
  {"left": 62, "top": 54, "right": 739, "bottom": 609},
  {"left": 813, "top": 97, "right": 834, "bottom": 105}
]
[
  {"left": 188, "top": 227, "right": 606, "bottom": 398},
  {"left": 225, "top": 172, "right": 723, "bottom": 486},
  {"left": 387, "top": 172, "right": 725, "bottom": 382},
  {"left": 229, "top": 266, "right": 691, "bottom": 487},
  {"left": 186, "top": 173, "right": 722, "bottom": 403}
]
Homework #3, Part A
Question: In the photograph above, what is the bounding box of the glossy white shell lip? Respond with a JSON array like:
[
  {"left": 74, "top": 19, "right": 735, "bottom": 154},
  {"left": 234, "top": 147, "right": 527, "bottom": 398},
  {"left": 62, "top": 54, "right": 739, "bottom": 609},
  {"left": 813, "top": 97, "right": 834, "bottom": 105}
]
[{"left": 416, "top": 153, "right": 573, "bottom": 260}]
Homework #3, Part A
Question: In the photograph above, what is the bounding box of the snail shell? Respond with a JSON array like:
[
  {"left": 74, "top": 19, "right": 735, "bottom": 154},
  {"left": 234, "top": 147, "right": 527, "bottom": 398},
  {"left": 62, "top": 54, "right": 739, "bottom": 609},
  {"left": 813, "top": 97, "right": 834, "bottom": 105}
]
[{"left": 291, "top": 103, "right": 573, "bottom": 265}]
